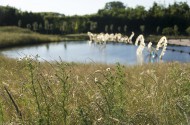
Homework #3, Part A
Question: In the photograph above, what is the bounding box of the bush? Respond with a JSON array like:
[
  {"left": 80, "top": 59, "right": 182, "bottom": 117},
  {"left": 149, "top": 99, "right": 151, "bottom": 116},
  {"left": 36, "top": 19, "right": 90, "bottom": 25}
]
[{"left": 186, "top": 26, "right": 190, "bottom": 35}]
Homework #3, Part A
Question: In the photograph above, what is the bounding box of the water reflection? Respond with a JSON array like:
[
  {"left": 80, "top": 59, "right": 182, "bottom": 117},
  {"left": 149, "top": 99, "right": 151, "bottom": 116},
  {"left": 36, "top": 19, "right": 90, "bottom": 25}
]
[{"left": 0, "top": 41, "right": 190, "bottom": 65}]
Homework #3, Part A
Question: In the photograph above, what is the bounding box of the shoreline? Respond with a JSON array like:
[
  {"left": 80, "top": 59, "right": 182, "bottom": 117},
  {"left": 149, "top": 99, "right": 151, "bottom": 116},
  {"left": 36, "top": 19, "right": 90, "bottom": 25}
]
[{"left": 168, "top": 38, "right": 190, "bottom": 46}]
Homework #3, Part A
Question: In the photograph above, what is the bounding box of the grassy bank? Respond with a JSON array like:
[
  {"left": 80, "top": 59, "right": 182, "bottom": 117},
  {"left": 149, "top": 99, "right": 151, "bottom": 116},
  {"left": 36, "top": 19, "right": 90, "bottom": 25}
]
[
  {"left": 0, "top": 26, "right": 88, "bottom": 49},
  {"left": 146, "top": 35, "right": 190, "bottom": 43},
  {"left": 0, "top": 56, "right": 190, "bottom": 124}
]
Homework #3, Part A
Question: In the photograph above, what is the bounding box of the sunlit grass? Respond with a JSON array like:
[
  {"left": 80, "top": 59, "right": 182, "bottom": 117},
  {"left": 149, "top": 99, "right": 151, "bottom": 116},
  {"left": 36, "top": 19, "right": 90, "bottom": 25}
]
[
  {"left": 0, "top": 55, "right": 190, "bottom": 124},
  {"left": 0, "top": 26, "right": 60, "bottom": 48},
  {"left": 0, "top": 26, "right": 88, "bottom": 48}
]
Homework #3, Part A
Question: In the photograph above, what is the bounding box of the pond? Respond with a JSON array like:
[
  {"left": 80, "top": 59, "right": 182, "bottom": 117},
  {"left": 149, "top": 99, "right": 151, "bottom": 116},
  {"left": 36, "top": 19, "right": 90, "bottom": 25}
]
[{"left": 1, "top": 41, "right": 190, "bottom": 65}]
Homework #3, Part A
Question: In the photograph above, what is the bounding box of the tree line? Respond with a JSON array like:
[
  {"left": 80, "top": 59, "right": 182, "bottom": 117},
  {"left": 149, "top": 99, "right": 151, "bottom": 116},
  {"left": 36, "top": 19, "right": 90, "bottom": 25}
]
[{"left": 1, "top": 1, "right": 190, "bottom": 35}]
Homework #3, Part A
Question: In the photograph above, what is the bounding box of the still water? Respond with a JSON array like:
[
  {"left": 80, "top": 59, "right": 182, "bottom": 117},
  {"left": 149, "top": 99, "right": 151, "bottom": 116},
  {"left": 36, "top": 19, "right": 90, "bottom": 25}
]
[{"left": 1, "top": 41, "right": 190, "bottom": 65}]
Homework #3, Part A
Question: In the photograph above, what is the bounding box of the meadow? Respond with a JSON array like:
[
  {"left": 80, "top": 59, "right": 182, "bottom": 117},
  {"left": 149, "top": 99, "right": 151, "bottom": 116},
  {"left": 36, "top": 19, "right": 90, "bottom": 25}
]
[
  {"left": 0, "top": 55, "right": 190, "bottom": 124},
  {"left": 0, "top": 26, "right": 88, "bottom": 49}
]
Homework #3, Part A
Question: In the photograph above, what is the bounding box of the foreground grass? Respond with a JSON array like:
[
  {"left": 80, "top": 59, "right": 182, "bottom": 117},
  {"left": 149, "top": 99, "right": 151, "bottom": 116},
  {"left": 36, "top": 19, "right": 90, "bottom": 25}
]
[
  {"left": 0, "top": 26, "right": 88, "bottom": 48},
  {"left": 0, "top": 56, "right": 190, "bottom": 124}
]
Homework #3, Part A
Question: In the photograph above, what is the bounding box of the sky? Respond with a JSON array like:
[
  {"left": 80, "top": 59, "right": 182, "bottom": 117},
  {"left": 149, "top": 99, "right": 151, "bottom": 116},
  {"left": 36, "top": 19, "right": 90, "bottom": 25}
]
[{"left": 0, "top": 0, "right": 190, "bottom": 16}]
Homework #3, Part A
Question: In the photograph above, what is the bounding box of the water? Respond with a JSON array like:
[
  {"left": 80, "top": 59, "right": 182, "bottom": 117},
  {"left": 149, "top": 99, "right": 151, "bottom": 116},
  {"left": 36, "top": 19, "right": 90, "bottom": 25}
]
[{"left": 1, "top": 41, "right": 190, "bottom": 65}]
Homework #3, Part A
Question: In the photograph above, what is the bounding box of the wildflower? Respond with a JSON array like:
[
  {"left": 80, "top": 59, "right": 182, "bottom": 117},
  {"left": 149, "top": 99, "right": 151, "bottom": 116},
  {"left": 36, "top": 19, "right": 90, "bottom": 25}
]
[
  {"left": 106, "top": 68, "right": 110, "bottom": 71},
  {"left": 94, "top": 70, "right": 101, "bottom": 73},
  {"left": 97, "top": 117, "right": 103, "bottom": 121},
  {"left": 94, "top": 77, "right": 98, "bottom": 83}
]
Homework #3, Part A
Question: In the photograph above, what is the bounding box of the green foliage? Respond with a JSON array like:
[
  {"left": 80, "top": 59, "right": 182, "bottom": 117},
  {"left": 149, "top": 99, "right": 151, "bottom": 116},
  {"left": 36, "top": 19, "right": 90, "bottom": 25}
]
[
  {"left": 186, "top": 26, "right": 190, "bottom": 35},
  {"left": 32, "top": 22, "right": 38, "bottom": 32},
  {"left": 0, "top": 2, "right": 190, "bottom": 35},
  {"left": 90, "top": 22, "right": 97, "bottom": 32},
  {"left": 18, "top": 20, "right": 22, "bottom": 27},
  {"left": 26, "top": 24, "right": 31, "bottom": 30},
  {"left": 0, "top": 26, "right": 61, "bottom": 48},
  {"left": 162, "top": 27, "right": 174, "bottom": 35},
  {"left": 104, "top": 1, "right": 125, "bottom": 10},
  {"left": 105, "top": 25, "right": 109, "bottom": 32},
  {"left": 174, "top": 25, "right": 179, "bottom": 36},
  {"left": 0, "top": 57, "right": 190, "bottom": 124},
  {"left": 110, "top": 24, "right": 114, "bottom": 33},
  {"left": 140, "top": 25, "right": 145, "bottom": 33},
  {"left": 156, "top": 26, "right": 160, "bottom": 34},
  {"left": 124, "top": 25, "right": 127, "bottom": 33}
]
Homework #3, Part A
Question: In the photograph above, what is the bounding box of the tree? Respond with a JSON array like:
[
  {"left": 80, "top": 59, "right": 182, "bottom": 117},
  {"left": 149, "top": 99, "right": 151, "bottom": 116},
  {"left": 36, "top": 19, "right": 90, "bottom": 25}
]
[
  {"left": 18, "top": 19, "right": 22, "bottom": 27},
  {"left": 173, "top": 25, "right": 179, "bottom": 36},
  {"left": 104, "top": 1, "right": 125, "bottom": 10},
  {"left": 140, "top": 25, "right": 145, "bottom": 33},
  {"left": 74, "top": 21, "right": 79, "bottom": 33},
  {"left": 105, "top": 25, "right": 109, "bottom": 33},
  {"left": 32, "top": 22, "right": 38, "bottom": 32},
  {"left": 117, "top": 26, "right": 121, "bottom": 32},
  {"left": 26, "top": 24, "right": 31, "bottom": 30},
  {"left": 162, "top": 27, "right": 174, "bottom": 35},
  {"left": 149, "top": 2, "right": 165, "bottom": 17},
  {"left": 60, "top": 21, "right": 67, "bottom": 34},
  {"left": 186, "top": 26, "right": 190, "bottom": 35},
  {"left": 156, "top": 26, "right": 160, "bottom": 34},
  {"left": 49, "top": 24, "right": 54, "bottom": 34},
  {"left": 124, "top": 25, "right": 127, "bottom": 34},
  {"left": 38, "top": 23, "right": 43, "bottom": 32},
  {"left": 110, "top": 24, "right": 114, "bottom": 33},
  {"left": 44, "top": 20, "right": 49, "bottom": 33},
  {"left": 90, "top": 22, "right": 97, "bottom": 32}
]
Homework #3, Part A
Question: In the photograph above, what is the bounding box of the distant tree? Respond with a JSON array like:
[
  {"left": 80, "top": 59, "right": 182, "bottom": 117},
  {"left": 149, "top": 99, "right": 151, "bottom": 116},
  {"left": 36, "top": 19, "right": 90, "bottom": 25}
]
[
  {"left": 105, "top": 25, "right": 109, "bottom": 33},
  {"left": 18, "top": 19, "right": 22, "bottom": 27},
  {"left": 149, "top": 2, "right": 165, "bottom": 17},
  {"left": 38, "top": 23, "right": 43, "bottom": 32},
  {"left": 90, "top": 22, "right": 97, "bottom": 32},
  {"left": 140, "top": 25, "right": 145, "bottom": 33},
  {"left": 104, "top": 1, "right": 125, "bottom": 10},
  {"left": 117, "top": 26, "right": 121, "bottom": 32},
  {"left": 110, "top": 24, "right": 114, "bottom": 33},
  {"left": 44, "top": 20, "right": 49, "bottom": 33},
  {"left": 60, "top": 21, "right": 67, "bottom": 34},
  {"left": 156, "top": 26, "right": 160, "bottom": 34},
  {"left": 26, "top": 24, "right": 31, "bottom": 30},
  {"left": 49, "top": 24, "right": 54, "bottom": 34},
  {"left": 173, "top": 25, "right": 179, "bottom": 36},
  {"left": 162, "top": 27, "right": 174, "bottom": 35},
  {"left": 134, "top": 6, "right": 147, "bottom": 19},
  {"left": 186, "top": 26, "right": 190, "bottom": 35},
  {"left": 74, "top": 21, "right": 79, "bottom": 33},
  {"left": 124, "top": 25, "right": 127, "bottom": 34},
  {"left": 32, "top": 22, "right": 38, "bottom": 32}
]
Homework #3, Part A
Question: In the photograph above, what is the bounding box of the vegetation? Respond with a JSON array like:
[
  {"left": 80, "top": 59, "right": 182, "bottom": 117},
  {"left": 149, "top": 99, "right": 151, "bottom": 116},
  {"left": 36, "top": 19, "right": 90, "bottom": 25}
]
[
  {"left": 0, "top": 26, "right": 88, "bottom": 48},
  {"left": 0, "top": 26, "right": 61, "bottom": 48},
  {"left": 1, "top": 2, "right": 190, "bottom": 36},
  {"left": 0, "top": 56, "right": 190, "bottom": 124}
]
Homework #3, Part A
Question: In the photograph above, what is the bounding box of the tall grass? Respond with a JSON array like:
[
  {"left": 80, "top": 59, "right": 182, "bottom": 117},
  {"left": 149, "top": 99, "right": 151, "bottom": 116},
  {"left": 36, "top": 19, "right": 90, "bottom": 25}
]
[
  {"left": 0, "top": 56, "right": 190, "bottom": 124},
  {"left": 0, "top": 26, "right": 88, "bottom": 49},
  {"left": 0, "top": 26, "right": 61, "bottom": 48}
]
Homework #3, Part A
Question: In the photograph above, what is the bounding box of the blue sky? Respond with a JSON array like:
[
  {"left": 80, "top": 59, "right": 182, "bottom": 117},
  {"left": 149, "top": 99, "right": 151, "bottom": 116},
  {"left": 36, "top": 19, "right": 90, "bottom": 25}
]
[{"left": 0, "top": 0, "right": 189, "bottom": 15}]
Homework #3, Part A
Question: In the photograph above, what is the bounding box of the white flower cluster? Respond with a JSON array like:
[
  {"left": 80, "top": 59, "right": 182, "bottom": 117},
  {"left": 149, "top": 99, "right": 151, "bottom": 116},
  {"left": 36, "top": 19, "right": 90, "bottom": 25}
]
[
  {"left": 87, "top": 31, "right": 134, "bottom": 44},
  {"left": 18, "top": 55, "right": 33, "bottom": 61}
]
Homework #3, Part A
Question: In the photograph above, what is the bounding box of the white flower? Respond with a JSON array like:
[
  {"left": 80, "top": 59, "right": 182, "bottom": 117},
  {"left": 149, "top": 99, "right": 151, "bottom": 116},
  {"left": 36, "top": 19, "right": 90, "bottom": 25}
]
[
  {"left": 94, "top": 70, "right": 101, "bottom": 73},
  {"left": 94, "top": 77, "right": 98, "bottom": 83},
  {"left": 106, "top": 68, "right": 110, "bottom": 71}
]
